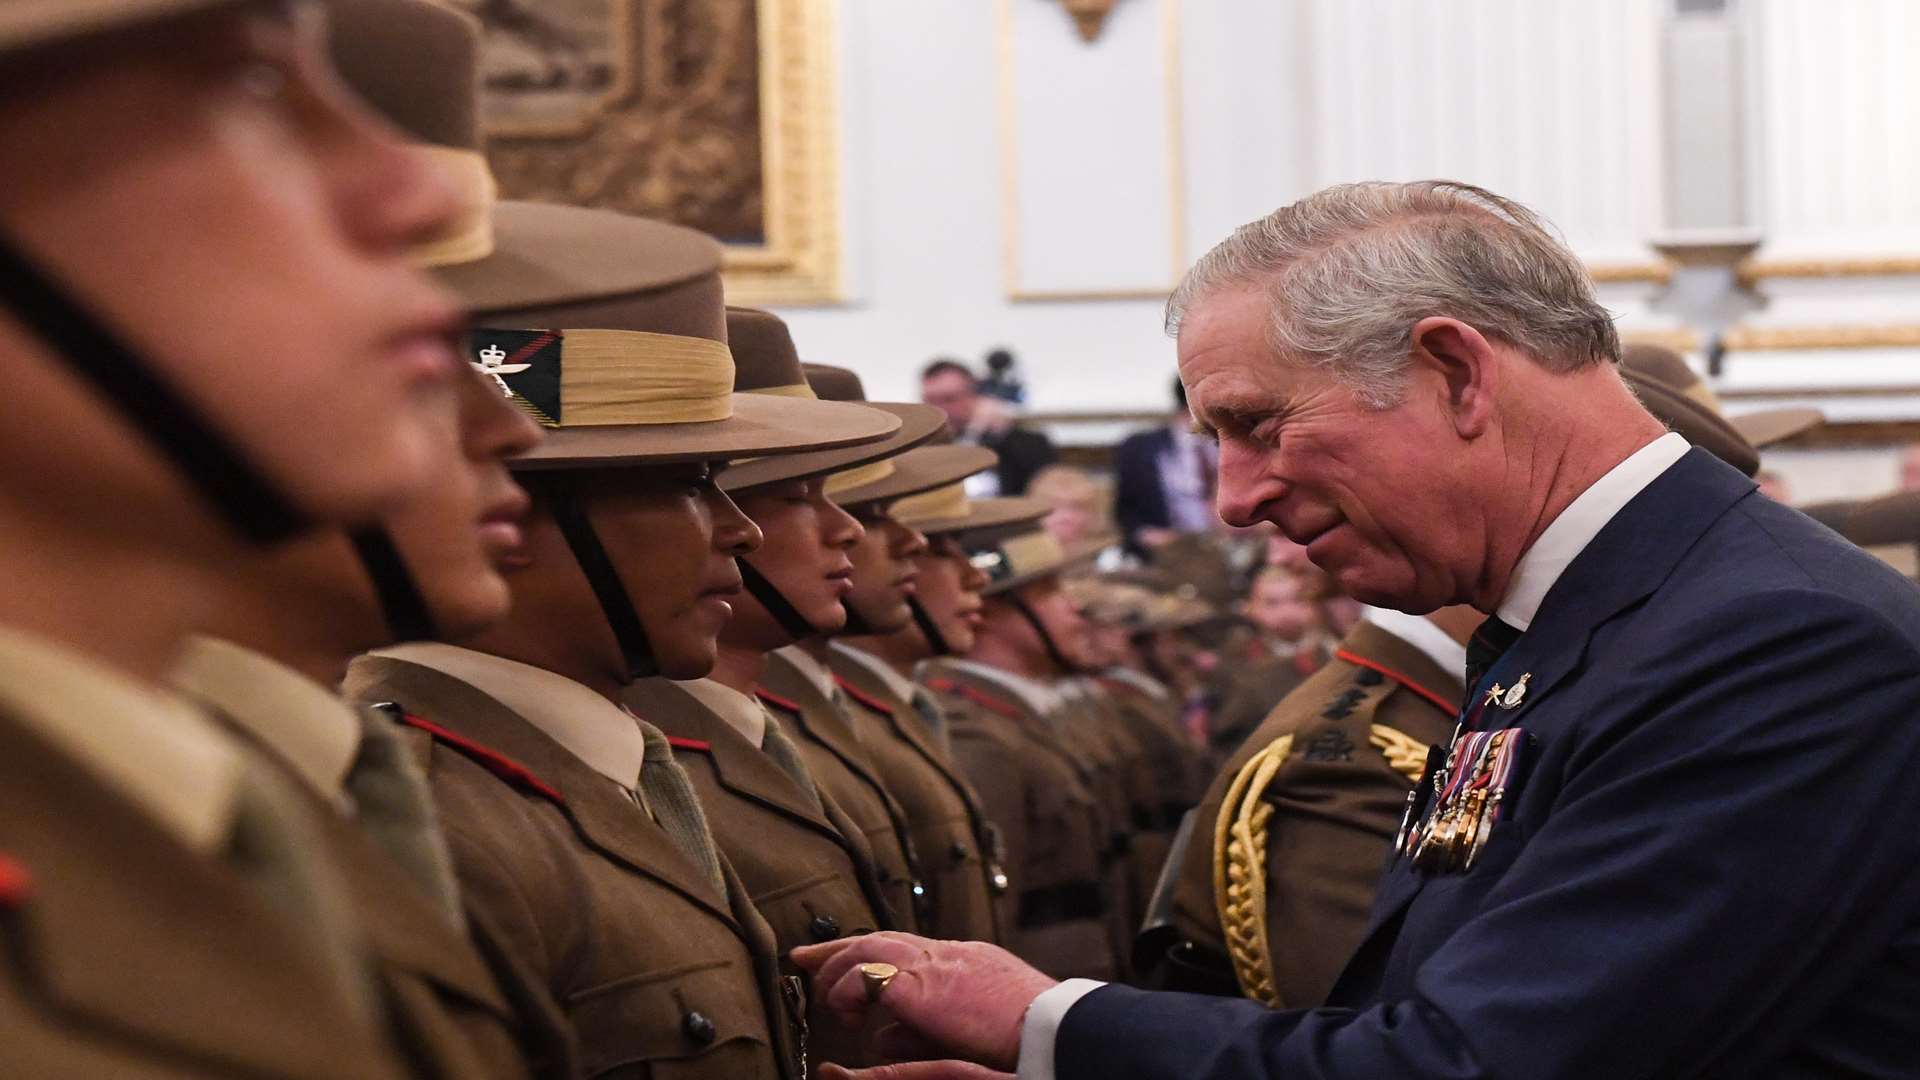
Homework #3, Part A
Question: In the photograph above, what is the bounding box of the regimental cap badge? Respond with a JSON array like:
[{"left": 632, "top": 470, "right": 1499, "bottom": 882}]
[
  {"left": 1500, "top": 673, "right": 1530, "bottom": 709},
  {"left": 468, "top": 329, "right": 563, "bottom": 426}
]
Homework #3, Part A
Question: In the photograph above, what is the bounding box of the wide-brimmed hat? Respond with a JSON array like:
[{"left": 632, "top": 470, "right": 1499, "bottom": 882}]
[
  {"left": 718, "top": 330, "right": 947, "bottom": 492},
  {"left": 828, "top": 437, "right": 998, "bottom": 509},
  {"left": 889, "top": 483, "right": 1049, "bottom": 537},
  {"left": 1800, "top": 491, "right": 1920, "bottom": 577},
  {"left": 962, "top": 524, "right": 1118, "bottom": 597},
  {"left": 330, "top": 1, "right": 897, "bottom": 469},
  {"left": 0, "top": 0, "right": 242, "bottom": 56},
  {"left": 1622, "top": 344, "right": 1823, "bottom": 457}
]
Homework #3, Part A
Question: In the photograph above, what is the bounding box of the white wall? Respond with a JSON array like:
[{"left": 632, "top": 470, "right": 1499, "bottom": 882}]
[{"left": 771, "top": 0, "right": 1920, "bottom": 467}]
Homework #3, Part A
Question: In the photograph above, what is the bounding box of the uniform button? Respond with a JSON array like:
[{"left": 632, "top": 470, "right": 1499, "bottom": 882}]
[
  {"left": 682, "top": 1011, "right": 716, "bottom": 1045},
  {"left": 809, "top": 914, "right": 841, "bottom": 941},
  {"left": 949, "top": 841, "right": 969, "bottom": 863},
  {"left": 876, "top": 866, "right": 893, "bottom": 883}
]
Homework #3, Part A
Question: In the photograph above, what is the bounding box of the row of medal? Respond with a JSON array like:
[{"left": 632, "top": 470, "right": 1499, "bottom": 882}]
[{"left": 1398, "top": 725, "right": 1525, "bottom": 874}]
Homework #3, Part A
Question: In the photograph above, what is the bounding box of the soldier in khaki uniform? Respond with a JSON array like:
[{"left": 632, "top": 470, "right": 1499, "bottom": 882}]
[
  {"left": 340, "top": 92, "right": 899, "bottom": 1073},
  {"left": 832, "top": 481, "right": 1046, "bottom": 945},
  {"left": 624, "top": 312, "right": 912, "bottom": 1072},
  {"left": 922, "top": 525, "right": 1125, "bottom": 980},
  {"left": 0, "top": 1, "right": 481, "bottom": 1074}
]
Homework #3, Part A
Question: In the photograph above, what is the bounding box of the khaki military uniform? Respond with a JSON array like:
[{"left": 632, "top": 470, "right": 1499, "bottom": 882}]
[
  {"left": 829, "top": 643, "right": 1011, "bottom": 944},
  {"left": 1204, "top": 646, "right": 1324, "bottom": 773},
  {"left": 0, "top": 628, "right": 411, "bottom": 1079},
  {"left": 921, "top": 658, "right": 1117, "bottom": 980},
  {"left": 1054, "top": 681, "right": 1158, "bottom": 974},
  {"left": 760, "top": 648, "right": 925, "bottom": 932},
  {"left": 622, "top": 676, "right": 892, "bottom": 1071},
  {"left": 1082, "top": 675, "right": 1204, "bottom": 931},
  {"left": 345, "top": 647, "right": 803, "bottom": 1080},
  {"left": 1152, "top": 621, "right": 1460, "bottom": 1008},
  {"left": 176, "top": 639, "right": 568, "bottom": 1079}
]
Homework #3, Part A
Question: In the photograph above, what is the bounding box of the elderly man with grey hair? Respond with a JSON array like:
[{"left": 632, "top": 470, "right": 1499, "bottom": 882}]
[{"left": 790, "top": 180, "right": 1920, "bottom": 1080}]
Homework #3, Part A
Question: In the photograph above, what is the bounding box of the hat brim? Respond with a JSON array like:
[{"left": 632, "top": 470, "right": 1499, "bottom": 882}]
[
  {"left": 509, "top": 393, "right": 900, "bottom": 471},
  {"left": 978, "top": 532, "right": 1119, "bottom": 597},
  {"left": 1622, "top": 369, "right": 1760, "bottom": 477},
  {"left": 832, "top": 445, "right": 998, "bottom": 508},
  {"left": 904, "top": 495, "right": 1051, "bottom": 537},
  {"left": 1730, "top": 407, "right": 1825, "bottom": 448},
  {"left": 720, "top": 402, "right": 946, "bottom": 492},
  {"left": 0, "top": 0, "right": 237, "bottom": 54},
  {"left": 437, "top": 201, "right": 717, "bottom": 314}
]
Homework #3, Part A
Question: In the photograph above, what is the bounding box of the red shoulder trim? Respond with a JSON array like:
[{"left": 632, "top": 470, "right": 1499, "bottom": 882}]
[
  {"left": 398, "top": 713, "right": 566, "bottom": 806},
  {"left": 0, "top": 853, "right": 33, "bottom": 906},
  {"left": 753, "top": 688, "right": 802, "bottom": 715},
  {"left": 925, "top": 677, "right": 1022, "bottom": 719},
  {"left": 1332, "top": 649, "right": 1459, "bottom": 718},
  {"left": 666, "top": 735, "right": 712, "bottom": 753},
  {"left": 832, "top": 675, "right": 895, "bottom": 717}
]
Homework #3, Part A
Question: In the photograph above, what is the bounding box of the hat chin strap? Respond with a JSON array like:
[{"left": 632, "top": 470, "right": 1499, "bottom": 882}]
[
  {"left": 738, "top": 558, "right": 829, "bottom": 643},
  {"left": 1009, "top": 593, "right": 1082, "bottom": 675},
  {"left": 906, "top": 595, "right": 954, "bottom": 657},
  {"left": 348, "top": 528, "right": 438, "bottom": 644},
  {"left": 549, "top": 485, "right": 659, "bottom": 681},
  {"left": 0, "top": 228, "right": 310, "bottom": 544}
]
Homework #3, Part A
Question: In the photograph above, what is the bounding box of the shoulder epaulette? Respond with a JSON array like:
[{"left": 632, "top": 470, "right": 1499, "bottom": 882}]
[
  {"left": 0, "top": 852, "right": 32, "bottom": 906},
  {"left": 397, "top": 713, "right": 566, "bottom": 807},
  {"left": 925, "top": 677, "right": 1023, "bottom": 720},
  {"left": 666, "top": 735, "right": 712, "bottom": 753},
  {"left": 753, "top": 688, "right": 802, "bottom": 715},
  {"left": 832, "top": 675, "right": 895, "bottom": 718},
  {"left": 1332, "top": 648, "right": 1458, "bottom": 718}
]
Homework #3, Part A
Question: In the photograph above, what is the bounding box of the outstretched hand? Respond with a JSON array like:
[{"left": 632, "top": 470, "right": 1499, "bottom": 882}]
[{"left": 790, "top": 932, "right": 1058, "bottom": 1072}]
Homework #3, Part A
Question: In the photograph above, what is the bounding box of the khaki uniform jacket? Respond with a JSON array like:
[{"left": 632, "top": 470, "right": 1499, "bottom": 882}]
[
  {"left": 1159, "top": 621, "right": 1460, "bottom": 1008},
  {"left": 622, "top": 677, "right": 893, "bottom": 1071},
  {"left": 827, "top": 647, "right": 1010, "bottom": 944},
  {"left": 0, "top": 636, "right": 410, "bottom": 1078},
  {"left": 345, "top": 655, "right": 801, "bottom": 1080},
  {"left": 758, "top": 651, "right": 925, "bottom": 933},
  {"left": 921, "top": 660, "right": 1117, "bottom": 980}
]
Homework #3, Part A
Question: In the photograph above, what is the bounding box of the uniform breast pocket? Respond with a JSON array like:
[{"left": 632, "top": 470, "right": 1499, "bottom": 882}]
[{"left": 566, "top": 958, "right": 778, "bottom": 1080}]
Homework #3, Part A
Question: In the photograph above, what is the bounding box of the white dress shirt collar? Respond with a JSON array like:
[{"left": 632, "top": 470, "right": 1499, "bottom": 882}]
[
  {"left": 1496, "top": 433, "right": 1689, "bottom": 631},
  {"left": 373, "top": 643, "right": 648, "bottom": 789},
  {"left": 674, "top": 677, "right": 769, "bottom": 748},
  {"left": 1360, "top": 607, "right": 1469, "bottom": 680}
]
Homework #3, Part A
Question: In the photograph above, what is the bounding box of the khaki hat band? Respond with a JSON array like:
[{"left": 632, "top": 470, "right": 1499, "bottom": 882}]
[
  {"left": 891, "top": 482, "right": 968, "bottom": 524},
  {"left": 825, "top": 457, "right": 896, "bottom": 496},
  {"left": 972, "top": 530, "right": 1063, "bottom": 584},
  {"left": 753, "top": 383, "right": 818, "bottom": 399},
  {"left": 413, "top": 147, "right": 498, "bottom": 269},
  {"left": 470, "top": 328, "right": 735, "bottom": 427}
]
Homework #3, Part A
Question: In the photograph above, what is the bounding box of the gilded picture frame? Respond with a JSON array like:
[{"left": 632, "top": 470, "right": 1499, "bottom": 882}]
[{"left": 466, "top": 0, "right": 843, "bottom": 307}]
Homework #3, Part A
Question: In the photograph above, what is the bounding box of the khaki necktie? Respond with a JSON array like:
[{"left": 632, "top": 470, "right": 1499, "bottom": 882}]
[
  {"left": 910, "top": 688, "right": 950, "bottom": 750},
  {"left": 760, "top": 709, "right": 825, "bottom": 815},
  {"left": 223, "top": 753, "right": 381, "bottom": 1029},
  {"left": 630, "top": 718, "right": 728, "bottom": 898},
  {"left": 344, "top": 707, "right": 465, "bottom": 927}
]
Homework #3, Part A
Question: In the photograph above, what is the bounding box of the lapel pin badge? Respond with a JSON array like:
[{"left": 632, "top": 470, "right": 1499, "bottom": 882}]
[{"left": 1499, "top": 673, "right": 1531, "bottom": 709}]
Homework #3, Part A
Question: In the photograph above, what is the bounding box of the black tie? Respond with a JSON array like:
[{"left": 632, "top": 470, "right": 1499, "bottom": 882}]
[{"left": 1464, "top": 614, "right": 1523, "bottom": 696}]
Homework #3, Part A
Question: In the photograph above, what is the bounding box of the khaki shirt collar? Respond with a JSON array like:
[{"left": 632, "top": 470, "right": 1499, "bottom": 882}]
[
  {"left": 0, "top": 625, "right": 242, "bottom": 855},
  {"left": 371, "top": 643, "right": 647, "bottom": 790},
  {"left": 831, "top": 642, "right": 921, "bottom": 708},
  {"left": 674, "top": 677, "right": 768, "bottom": 748},
  {"left": 940, "top": 657, "right": 1061, "bottom": 715},
  {"left": 1101, "top": 666, "right": 1171, "bottom": 701},
  {"left": 773, "top": 644, "right": 837, "bottom": 701},
  {"left": 171, "top": 636, "right": 362, "bottom": 803}
]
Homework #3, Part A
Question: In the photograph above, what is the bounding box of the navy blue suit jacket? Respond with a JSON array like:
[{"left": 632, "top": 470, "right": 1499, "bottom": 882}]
[
  {"left": 1058, "top": 450, "right": 1920, "bottom": 1078},
  {"left": 1113, "top": 427, "right": 1174, "bottom": 556}
]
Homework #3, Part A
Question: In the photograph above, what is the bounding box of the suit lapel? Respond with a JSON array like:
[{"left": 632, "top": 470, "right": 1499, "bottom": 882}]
[
  {"left": 1340, "top": 450, "right": 1757, "bottom": 979},
  {"left": 348, "top": 657, "right": 737, "bottom": 927}
]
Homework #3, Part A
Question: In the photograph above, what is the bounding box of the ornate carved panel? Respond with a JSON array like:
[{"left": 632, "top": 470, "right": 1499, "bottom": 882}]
[{"left": 459, "top": 0, "right": 843, "bottom": 305}]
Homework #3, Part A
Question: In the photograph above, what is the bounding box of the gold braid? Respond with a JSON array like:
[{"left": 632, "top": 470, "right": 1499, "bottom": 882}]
[{"left": 1213, "top": 724, "right": 1432, "bottom": 1008}]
